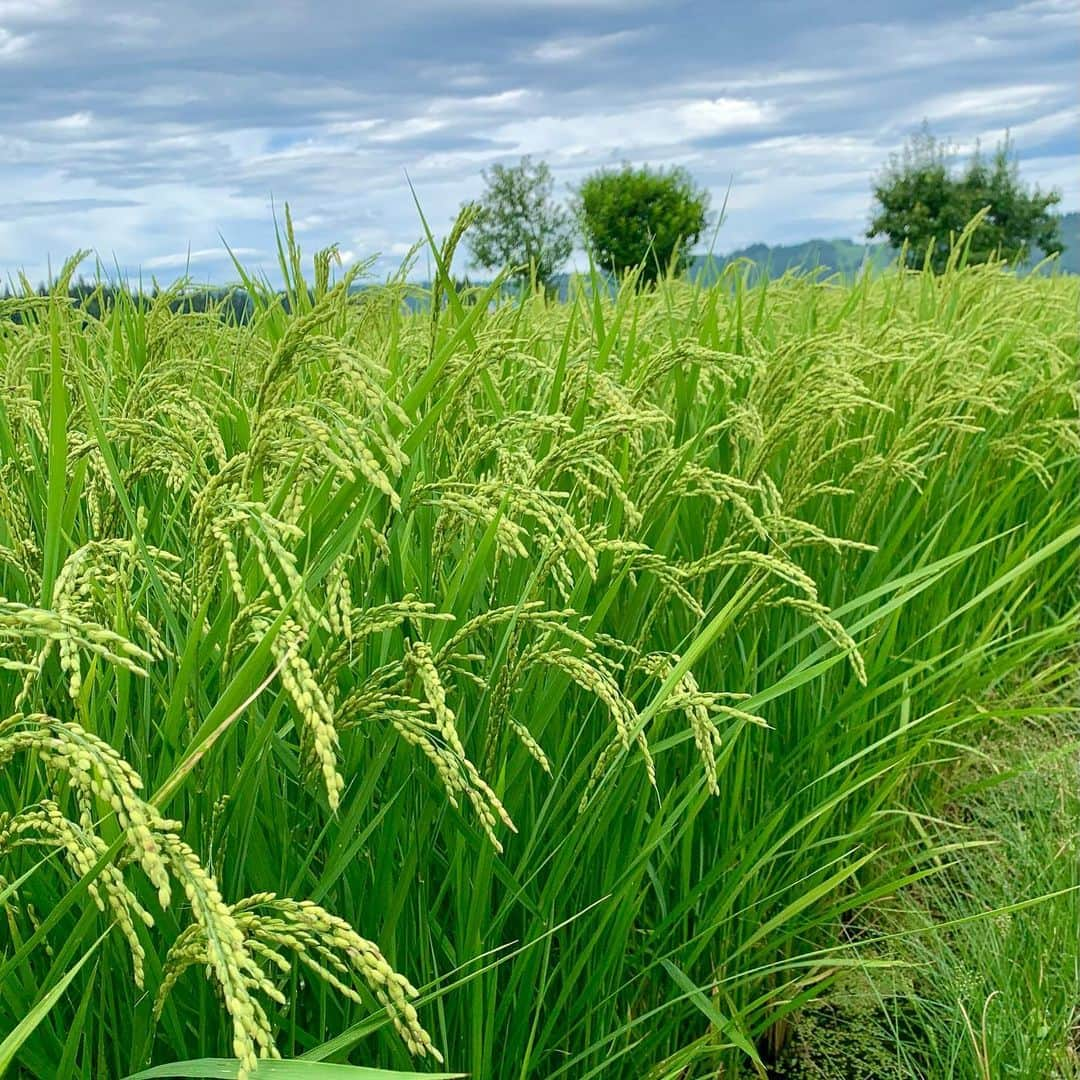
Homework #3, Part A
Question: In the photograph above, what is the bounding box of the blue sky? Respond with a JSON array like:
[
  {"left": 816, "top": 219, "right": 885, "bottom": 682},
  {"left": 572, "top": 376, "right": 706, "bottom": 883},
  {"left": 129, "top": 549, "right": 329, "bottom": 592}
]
[{"left": 1, "top": 0, "right": 1077, "bottom": 285}]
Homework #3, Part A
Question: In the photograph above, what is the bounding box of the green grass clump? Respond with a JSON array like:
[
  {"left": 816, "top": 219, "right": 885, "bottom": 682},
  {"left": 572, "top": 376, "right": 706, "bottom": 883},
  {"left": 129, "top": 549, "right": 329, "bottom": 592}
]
[
  {"left": 1, "top": 219, "right": 1078, "bottom": 1078},
  {"left": 772, "top": 712, "right": 1080, "bottom": 1079},
  {"left": 888, "top": 717, "right": 1079, "bottom": 1079}
]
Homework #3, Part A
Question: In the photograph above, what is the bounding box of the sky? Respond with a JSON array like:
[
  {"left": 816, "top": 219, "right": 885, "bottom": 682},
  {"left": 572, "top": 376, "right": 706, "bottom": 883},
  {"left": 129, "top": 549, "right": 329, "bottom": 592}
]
[{"left": 1, "top": 0, "right": 1077, "bottom": 285}]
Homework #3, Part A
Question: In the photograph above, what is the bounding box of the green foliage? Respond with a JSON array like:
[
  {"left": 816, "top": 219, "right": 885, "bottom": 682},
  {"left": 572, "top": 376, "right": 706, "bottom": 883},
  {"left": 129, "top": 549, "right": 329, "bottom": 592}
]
[
  {"left": 771, "top": 967, "right": 916, "bottom": 1079},
  {"left": 0, "top": 226, "right": 1078, "bottom": 1080},
  {"left": 868, "top": 126, "right": 1064, "bottom": 273},
  {"left": 465, "top": 156, "right": 574, "bottom": 289},
  {"left": 576, "top": 163, "right": 711, "bottom": 284}
]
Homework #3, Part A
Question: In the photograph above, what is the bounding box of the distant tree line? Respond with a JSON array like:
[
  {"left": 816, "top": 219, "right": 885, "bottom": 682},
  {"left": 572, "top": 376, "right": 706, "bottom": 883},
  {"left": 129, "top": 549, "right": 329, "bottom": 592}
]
[
  {"left": 0, "top": 281, "right": 258, "bottom": 324},
  {"left": 467, "top": 128, "right": 1066, "bottom": 290}
]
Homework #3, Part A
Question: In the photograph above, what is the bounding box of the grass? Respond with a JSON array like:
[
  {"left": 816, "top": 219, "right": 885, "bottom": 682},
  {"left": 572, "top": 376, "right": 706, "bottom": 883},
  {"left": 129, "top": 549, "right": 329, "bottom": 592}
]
[
  {"left": 773, "top": 708, "right": 1080, "bottom": 1079},
  {"left": 1, "top": 213, "right": 1078, "bottom": 1079},
  {"left": 889, "top": 714, "right": 1079, "bottom": 1079}
]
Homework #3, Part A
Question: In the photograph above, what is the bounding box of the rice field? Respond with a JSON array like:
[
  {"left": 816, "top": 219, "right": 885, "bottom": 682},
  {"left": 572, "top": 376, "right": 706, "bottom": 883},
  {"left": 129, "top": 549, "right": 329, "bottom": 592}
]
[{"left": 1, "top": 221, "right": 1078, "bottom": 1079}]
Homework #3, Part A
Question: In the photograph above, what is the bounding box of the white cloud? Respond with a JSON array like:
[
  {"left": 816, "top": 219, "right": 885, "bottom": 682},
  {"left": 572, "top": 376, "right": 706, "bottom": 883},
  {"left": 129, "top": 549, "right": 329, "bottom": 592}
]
[
  {"left": 369, "top": 116, "right": 446, "bottom": 143},
  {"left": 458, "top": 0, "right": 654, "bottom": 6},
  {"left": 324, "top": 118, "right": 383, "bottom": 136},
  {"left": 0, "top": 0, "right": 74, "bottom": 17},
  {"left": 1012, "top": 0, "right": 1080, "bottom": 25},
  {"left": 443, "top": 88, "right": 531, "bottom": 112},
  {"left": 485, "top": 96, "right": 774, "bottom": 160},
  {"left": 1014, "top": 153, "right": 1080, "bottom": 207},
  {"left": 0, "top": 27, "right": 29, "bottom": 57},
  {"left": 922, "top": 83, "right": 1068, "bottom": 122},
  {"left": 142, "top": 246, "right": 261, "bottom": 270},
  {"left": 946, "top": 106, "right": 1080, "bottom": 158},
  {"left": 41, "top": 110, "right": 94, "bottom": 130},
  {"left": 529, "top": 30, "right": 641, "bottom": 64},
  {"left": 688, "top": 67, "right": 845, "bottom": 92},
  {"left": 678, "top": 98, "right": 773, "bottom": 137},
  {"left": 291, "top": 212, "right": 328, "bottom": 231}
]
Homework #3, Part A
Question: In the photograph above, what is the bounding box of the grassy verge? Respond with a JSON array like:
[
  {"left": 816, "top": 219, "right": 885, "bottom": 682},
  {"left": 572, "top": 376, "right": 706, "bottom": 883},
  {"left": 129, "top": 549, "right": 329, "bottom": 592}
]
[{"left": 774, "top": 695, "right": 1080, "bottom": 1079}]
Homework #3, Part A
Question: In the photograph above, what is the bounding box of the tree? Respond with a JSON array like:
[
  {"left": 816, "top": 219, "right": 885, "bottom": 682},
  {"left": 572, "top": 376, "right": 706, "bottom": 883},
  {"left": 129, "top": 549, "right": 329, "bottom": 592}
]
[
  {"left": 868, "top": 126, "right": 1063, "bottom": 273},
  {"left": 466, "top": 156, "right": 574, "bottom": 290},
  {"left": 576, "top": 164, "right": 711, "bottom": 284}
]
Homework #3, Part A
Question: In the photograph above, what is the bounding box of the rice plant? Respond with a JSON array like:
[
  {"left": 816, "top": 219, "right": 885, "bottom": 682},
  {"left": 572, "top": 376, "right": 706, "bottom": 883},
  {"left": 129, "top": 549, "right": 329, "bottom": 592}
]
[{"left": 1, "top": 215, "right": 1077, "bottom": 1078}]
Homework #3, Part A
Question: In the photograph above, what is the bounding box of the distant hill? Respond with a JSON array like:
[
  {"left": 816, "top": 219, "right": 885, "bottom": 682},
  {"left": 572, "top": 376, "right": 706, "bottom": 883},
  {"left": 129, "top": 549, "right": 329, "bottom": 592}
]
[
  {"left": 691, "top": 213, "right": 1079, "bottom": 283},
  {"left": 1043, "top": 211, "right": 1079, "bottom": 274},
  {"left": 691, "top": 237, "right": 896, "bottom": 283}
]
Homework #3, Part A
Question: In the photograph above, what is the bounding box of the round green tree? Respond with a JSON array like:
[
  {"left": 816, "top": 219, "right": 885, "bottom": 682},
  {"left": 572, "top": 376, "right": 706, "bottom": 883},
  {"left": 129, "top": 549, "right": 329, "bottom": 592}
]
[
  {"left": 868, "top": 126, "right": 1064, "bottom": 273},
  {"left": 576, "top": 164, "right": 711, "bottom": 284}
]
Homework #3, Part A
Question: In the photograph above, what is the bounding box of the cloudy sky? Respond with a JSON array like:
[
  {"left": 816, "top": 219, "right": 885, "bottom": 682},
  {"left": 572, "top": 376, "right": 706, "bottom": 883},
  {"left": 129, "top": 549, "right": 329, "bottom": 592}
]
[{"left": 1, "top": 0, "right": 1077, "bottom": 285}]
